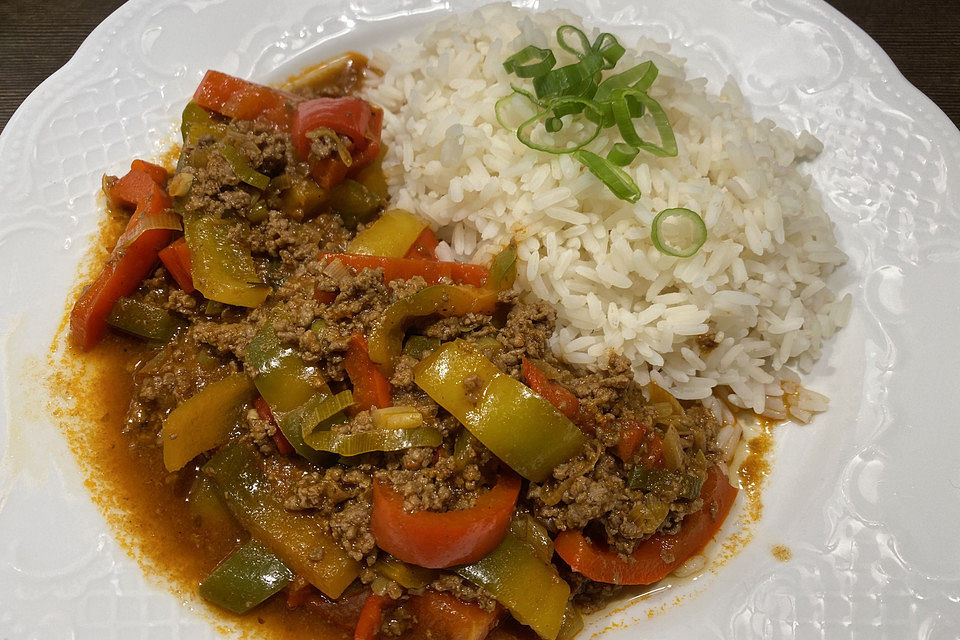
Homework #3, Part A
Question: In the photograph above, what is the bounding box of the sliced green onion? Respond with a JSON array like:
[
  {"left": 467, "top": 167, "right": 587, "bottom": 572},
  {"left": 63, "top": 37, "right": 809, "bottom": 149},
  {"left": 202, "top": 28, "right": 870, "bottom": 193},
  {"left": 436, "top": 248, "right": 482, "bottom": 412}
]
[
  {"left": 503, "top": 45, "right": 557, "bottom": 78},
  {"left": 533, "top": 54, "right": 604, "bottom": 99},
  {"left": 611, "top": 88, "right": 678, "bottom": 158},
  {"left": 589, "top": 61, "right": 659, "bottom": 125},
  {"left": 494, "top": 88, "right": 542, "bottom": 131},
  {"left": 591, "top": 33, "right": 626, "bottom": 69},
  {"left": 221, "top": 144, "right": 270, "bottom": 190},
  {"left": 556, "top": 25, "right": 592, "bottom": 59},
  {"left": 607, "top": 142, "right": 640, "bottom": 166},
  {"left": 651, "top": 208, "right": 707, "bottom": 258},
  {"left": 517, "top": 97, "right": 602, "bottom": 154},
  {"left": 303, "top": 426, "right": 442, "bottom": 456},
  {"left": 545, "top": 117, "right": 563, "bottom": 133},
  {"left": 573, "top": 150, "right": 641, "bottom": 203}
]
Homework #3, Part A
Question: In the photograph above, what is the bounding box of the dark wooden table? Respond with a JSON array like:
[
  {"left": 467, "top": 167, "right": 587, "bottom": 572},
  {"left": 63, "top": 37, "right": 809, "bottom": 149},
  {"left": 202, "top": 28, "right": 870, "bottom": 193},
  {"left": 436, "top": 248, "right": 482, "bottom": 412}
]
[{"left": 1, "top": 0, "right": 958, "bottom": 131}]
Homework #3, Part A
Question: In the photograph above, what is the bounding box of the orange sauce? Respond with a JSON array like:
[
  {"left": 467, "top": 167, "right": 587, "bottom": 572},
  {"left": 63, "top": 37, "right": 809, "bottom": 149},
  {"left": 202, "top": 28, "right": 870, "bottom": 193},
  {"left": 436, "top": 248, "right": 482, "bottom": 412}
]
[{"left": 47, "top": 212, "right": 351, "bottom": 640}]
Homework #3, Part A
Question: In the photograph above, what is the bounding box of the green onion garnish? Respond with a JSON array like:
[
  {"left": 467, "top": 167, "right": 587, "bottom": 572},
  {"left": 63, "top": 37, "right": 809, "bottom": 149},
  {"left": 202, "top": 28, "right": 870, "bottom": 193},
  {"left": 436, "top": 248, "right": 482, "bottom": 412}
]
[
  {"left": 517, "top": 97, "right": 602, "bottom": 154},
  {"left": 650, "top": 208, "right": 707, "bottom": 257},
  {"left": 499, "top": 25, "right": 682, "bottom": 212},
  {"left": 573, "top": 150, "right": 641, "bottom": 203},
  {"left": 503, "top": 45, "right": 557, "bottom": 78}
]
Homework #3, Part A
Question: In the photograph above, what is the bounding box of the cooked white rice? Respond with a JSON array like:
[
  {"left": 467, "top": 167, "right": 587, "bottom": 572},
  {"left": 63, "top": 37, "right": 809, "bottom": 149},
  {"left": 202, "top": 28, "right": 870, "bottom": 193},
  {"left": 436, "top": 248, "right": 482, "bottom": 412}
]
[{"left": 363, "top": 4, "right": 851, "bottom": 413}]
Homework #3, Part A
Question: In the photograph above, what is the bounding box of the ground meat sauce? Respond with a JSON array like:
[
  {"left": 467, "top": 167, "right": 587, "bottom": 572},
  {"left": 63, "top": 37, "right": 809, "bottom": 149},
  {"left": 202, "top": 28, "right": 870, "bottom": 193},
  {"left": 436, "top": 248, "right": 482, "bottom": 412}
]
[{"left": 67, "top": 54, "right": 731, "bottom": 640}]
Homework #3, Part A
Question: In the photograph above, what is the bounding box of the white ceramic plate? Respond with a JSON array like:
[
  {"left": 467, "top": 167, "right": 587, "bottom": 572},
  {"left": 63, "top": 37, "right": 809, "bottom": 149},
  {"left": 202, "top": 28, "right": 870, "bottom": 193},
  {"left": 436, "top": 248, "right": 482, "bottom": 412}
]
[{"left": 2, "top": 0, "right": 959, "bottom": 638}]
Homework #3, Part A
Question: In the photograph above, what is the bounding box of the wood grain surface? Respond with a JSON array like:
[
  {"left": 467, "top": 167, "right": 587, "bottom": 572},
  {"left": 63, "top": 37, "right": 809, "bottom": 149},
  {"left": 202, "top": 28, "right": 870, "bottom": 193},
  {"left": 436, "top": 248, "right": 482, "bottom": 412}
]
[{"left": 1, "top": 0, "right": 958, "bottom": 131}]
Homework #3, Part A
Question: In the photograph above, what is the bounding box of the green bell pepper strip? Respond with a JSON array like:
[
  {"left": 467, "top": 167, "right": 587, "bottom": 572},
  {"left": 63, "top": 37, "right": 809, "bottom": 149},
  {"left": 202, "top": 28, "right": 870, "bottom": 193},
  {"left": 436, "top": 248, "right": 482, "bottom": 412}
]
[
  {"left": 221, "top": 144, "right": 271, "bottom": 190},
  {"left": 484, "top": 243, "right": 518, "bottom": 291},
  {"left": 106, "top": 297, "right": 181, "bottom": 342},
  {"left": 246, "top": 323, "right": 328, "bottom": 412},
  {"left": 204, "top": 442, "right": 361, "bottom": 598},
  {"left": 303, "top": 426, "right": 442, "bottom": 457},
  {"left": 509, "top": 514, "right": 554, "bottom": 564},
  {"left": 161, "top": 373, "right": 255, "bottom": 472},
  {"left": 326, "top": 179, "right": 383, "bottom": 230},
  {"left": 628, "top": 466, "right": 704, "bottom": 500},
  {"left": 556, "top": 604, "right": 584, "bottom": 640},
  {"left": 402, "top": 335, "right": 441, "bottom": 359},
  {"left": 368, "top": 285, "right": 498, "bottom": 374},
  {"left": 456, "top": 532, "right": 570, "bottom": 640},
  {"left": 199, "top": 539, "right": 294, "bottom": 614},
  {"left": 182, "top": 213, "right": 270, "bottom": 307},
  {"left": 187, "top": 476, "right": 236, "bottom": 530},
  {"left": 414, "top": 340, "right": 587, "bottom": 482},
  {"left": 247, "top": 322, "right": 342, "bottom": 466},
  {"left": 347, "top": 209, "right": 427, "bottom": 258},
  {"left": 181, "top": 102, "right": 227, "bottom": 146},
  {"left": 373, "top": 554, "right": 438, "bottom": 589}
]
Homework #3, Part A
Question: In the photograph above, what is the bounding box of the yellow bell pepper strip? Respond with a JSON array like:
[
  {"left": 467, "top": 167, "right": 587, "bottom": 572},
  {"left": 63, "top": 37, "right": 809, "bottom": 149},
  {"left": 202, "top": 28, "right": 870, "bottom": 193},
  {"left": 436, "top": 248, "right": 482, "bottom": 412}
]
[
  {"left": 413, "top": 341, "right": 588, "bottom": 482},
  {"left": 303, "top": 426, "right": 442, "bottom": 456},
  {"left": 367, "top": 285, "right": 498, "bottom": 374},
  {"left": 280, "top": 175, "right": 329, "bottom": 221},
  {"left": 347, "top": 209, "right": 427, "bottom": 257},
  {"left": 204, "top": 442, "right": 361, "bottom": 598},
  {"left": 221, "top": 144, "right": 270, "bottom": 190},
  {"left": 180, "top": 102, "right": 227, "bottom": 146},
  {"left": 246, "top": 323, "right": 328, "bottom": 413},
  {"left": 162, "top": 374, "right": 255, "bottom": 471},
  {"left": 182, "top": 213, "right": 270, "bottom": 307},
  {"left": 199, "top": 539, "right": 294, "bottom": 614},
  {"left": 484, "top": 243, "right": 518, "bottom": 291},
  {"left": 106, "top": 297, "right": 181, "bottom": 342},
  {"left": 456, "top": 532, "right": 570, "bottom": 640}
]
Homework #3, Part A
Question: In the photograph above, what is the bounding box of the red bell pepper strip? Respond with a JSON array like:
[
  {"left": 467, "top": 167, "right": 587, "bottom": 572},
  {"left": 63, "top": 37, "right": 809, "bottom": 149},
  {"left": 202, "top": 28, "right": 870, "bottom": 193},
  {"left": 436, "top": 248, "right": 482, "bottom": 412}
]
[
  {"left": 371, "top": 472, "right": 520, "bottom": 569},
  {"left": 71, "top": 169, "right": 174, "bottom": 350},
  {"left": 403, "top": 227, "right": 440, "bottom": 261},
  {"left": 255, "top": 396, "right": 294, "bottom": 455},
  {"left": 319, "top": 253, "right": 488, "bottom": 287},
  {"left": 158, "top": 237, "right": 195, "bottom": 293},
  {"left": 130, "top": 159, "right": 169, "bottom": 186},
  {"left": 344, "top": 335, "right": 392, "bottom": 412},
  {"left": 614, "top": 419, "right": 664, "bottom": 466},
  {"left": 354, "top": 594, "right": 394, "bottom": 640},
  {"left": 108, "top": 168, "right": 162, "bottom": 208},
  {"left": 292, "top": 97, "right": 382, "bottom": 188},
  {"left": 521, "top": 358, "right": 580, "bottom": 421},
  {"left": 407, "top": 591, "right": 502, "bottom": 640},
  {"left": 193, "top": 70, "right": 301, "bottom": 130},
  {"left": 554, "top": 465, "right": 738, "bottom": 585}
]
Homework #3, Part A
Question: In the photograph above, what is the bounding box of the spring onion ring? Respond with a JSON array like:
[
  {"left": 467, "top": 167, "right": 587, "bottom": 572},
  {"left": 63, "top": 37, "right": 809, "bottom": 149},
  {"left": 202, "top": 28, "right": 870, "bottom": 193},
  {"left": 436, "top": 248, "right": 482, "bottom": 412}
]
[
  {"left": 503, "top": 45, "right": 557, "bottom": 78},
  {"left": 573, "top": 150, "right": 641, "bottom": 202},
  {"left": 650, "top": 208, "right": 707, "bottom": 257},
  {"left": 517, "top": 97, "right": 603, "bottom": 154}
]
